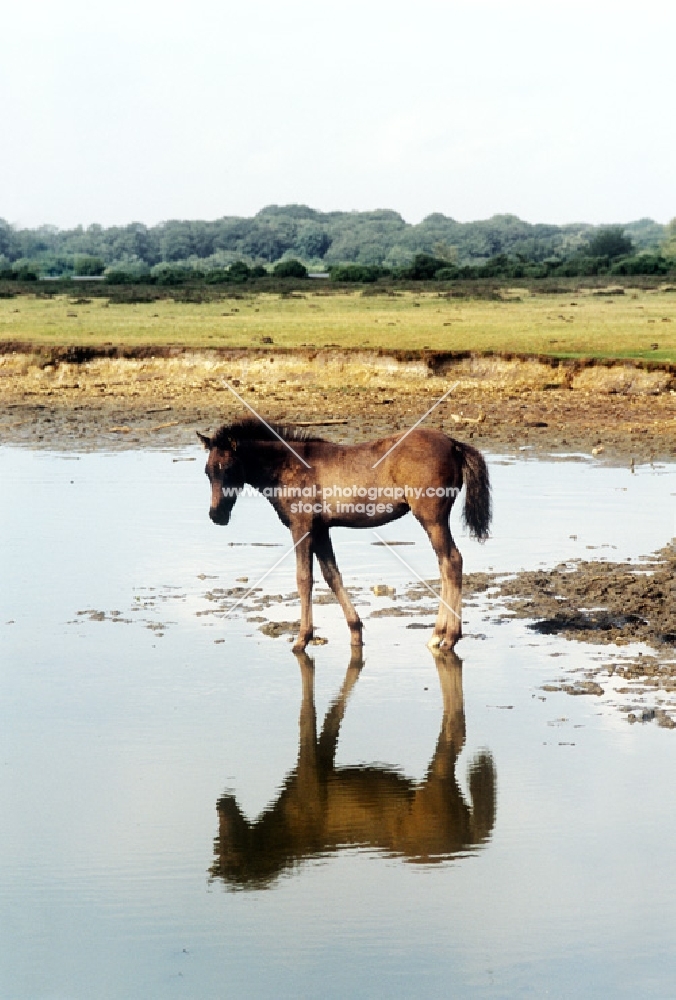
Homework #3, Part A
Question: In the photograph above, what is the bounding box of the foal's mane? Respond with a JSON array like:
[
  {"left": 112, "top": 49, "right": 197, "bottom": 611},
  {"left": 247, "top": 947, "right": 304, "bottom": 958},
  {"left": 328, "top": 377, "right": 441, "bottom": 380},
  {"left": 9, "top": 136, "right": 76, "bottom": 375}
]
[{"left": 212, "top": 418, "right": 326, "bottom": 448}]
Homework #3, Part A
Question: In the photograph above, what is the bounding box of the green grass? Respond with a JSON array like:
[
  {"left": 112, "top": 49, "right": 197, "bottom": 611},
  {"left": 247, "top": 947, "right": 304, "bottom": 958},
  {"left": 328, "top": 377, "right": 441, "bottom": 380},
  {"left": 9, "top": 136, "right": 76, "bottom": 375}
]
[{"left": 1, "top": 288, "right": 675, "bottom": 362}]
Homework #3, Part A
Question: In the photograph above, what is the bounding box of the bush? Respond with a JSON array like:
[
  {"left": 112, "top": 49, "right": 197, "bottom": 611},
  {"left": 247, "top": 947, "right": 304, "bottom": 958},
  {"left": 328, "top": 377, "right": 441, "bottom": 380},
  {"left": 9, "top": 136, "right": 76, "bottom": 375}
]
[
  {"left": 457, "top": 265, "right": 481, "bottom": 279},
  {"left": 13, "top": 265, "right": 38, "bottom": 281},
  {"left": 329, "top": 263, "right": 388, "bottom": 282},
  {"left": 610, "top": 254, "right": 670, "bottom": 276},
  {"left": 228, "top": 260, "right": 251, "bottom": 282},
  {"left": 479, "top": 254, "right": 512, "bottom": 278},
  {"left": 73, "top": 255, "right": 105, "bottom": 276},
  {"left": 203, "top": 261, "right": 263, "bottom": 283},
  {"left": 204, "top": 268, "right": 230, "bottom": 284},
  {"left": 105, "top": 262, "right": 153, "bottom": 284},
  {"left": 152, "top": 264, "right": 194, "bottom": 285},
  {"left": 434, "top": 266, "right": 459, "bottom": 281},
  {"left": 553, "top": 256, "right": 607, "bottom": 277},
  {"left": 273, "top": 258, "right": 308, "bottom": 279},
  {"left": 528, "top": 262, "right": 551, "bottom": 278},
  {"left": 105, "top": 269, "right": 137, "bottom": 284},
  {"left": 402, "top": 254, "right": 449, "bottom": 280}
]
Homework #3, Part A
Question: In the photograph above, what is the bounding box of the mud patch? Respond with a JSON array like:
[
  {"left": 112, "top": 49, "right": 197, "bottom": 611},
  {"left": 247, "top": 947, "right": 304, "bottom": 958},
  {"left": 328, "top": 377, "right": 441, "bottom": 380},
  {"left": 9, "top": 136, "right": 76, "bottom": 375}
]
[
  {"left": 259, "top": 620, "right": 300, "bottom": 638},
  {"left": 542, "top": 680, "right": 605, "bottom": 696},
  {"left": 494, "top": 542, "right": 676, "bottom": 652},
  {"left": 529, "top": 611, "right": 647, "bottom": 636},
  {"left": 486, "top": 542, "right": 676, "bottom": 725}
]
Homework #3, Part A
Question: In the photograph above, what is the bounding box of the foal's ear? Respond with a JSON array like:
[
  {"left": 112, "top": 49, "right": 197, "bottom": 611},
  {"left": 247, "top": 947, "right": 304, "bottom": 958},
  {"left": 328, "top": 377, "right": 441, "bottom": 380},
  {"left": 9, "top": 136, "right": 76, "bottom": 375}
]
[{"left": 196, "top": 431, "right": 212, "bottom": 450}]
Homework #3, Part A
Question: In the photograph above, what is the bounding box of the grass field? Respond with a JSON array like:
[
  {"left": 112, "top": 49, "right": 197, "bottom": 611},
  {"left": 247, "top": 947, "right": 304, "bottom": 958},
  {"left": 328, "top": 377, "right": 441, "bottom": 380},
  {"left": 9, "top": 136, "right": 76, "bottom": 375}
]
[{"left": 1, "top": 287, "right": 675, "bottom": 361}]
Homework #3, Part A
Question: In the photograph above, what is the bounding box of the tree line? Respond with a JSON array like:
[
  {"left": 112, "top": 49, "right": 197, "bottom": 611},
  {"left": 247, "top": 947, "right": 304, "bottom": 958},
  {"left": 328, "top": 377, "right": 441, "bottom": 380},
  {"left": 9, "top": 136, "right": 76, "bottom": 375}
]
[{"left": 0, "top": 205, "right": 673, "bottom": 283}]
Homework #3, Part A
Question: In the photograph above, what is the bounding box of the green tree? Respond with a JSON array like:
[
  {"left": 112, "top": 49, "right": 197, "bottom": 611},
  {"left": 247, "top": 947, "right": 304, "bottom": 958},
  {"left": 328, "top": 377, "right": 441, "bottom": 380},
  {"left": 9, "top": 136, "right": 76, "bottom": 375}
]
[
  {"left": 273, "top": 259, "right": 307, "bottom": 278},
  {"left": 11, "top": 259, "right": 39, "bottom": 281},
  {"left": 73, "top": 255, "right": 105, "bottom": 276},
  {"left": 662, "top": 218, "right": 676, "bottom": 259},
  {"left": 432, "top": 241, "right": 459, "bottom": 264},
  {"left": 294, "top": 223, "right": 331, "bottom": 259},
  {"left": 228, "top": 260, "right": 251, "bottom": 282},
  {"left": 158, "top": 222, "right": 195, "bottom": 262},
  {"left": 403, "top": 254, "right": 448, "bottom": 280},
  {"left": 586, "top": 226, "right": 633, "bottom": 259},
  {"left": 329, "top": 263, "right": 388, "bottom": 282}
]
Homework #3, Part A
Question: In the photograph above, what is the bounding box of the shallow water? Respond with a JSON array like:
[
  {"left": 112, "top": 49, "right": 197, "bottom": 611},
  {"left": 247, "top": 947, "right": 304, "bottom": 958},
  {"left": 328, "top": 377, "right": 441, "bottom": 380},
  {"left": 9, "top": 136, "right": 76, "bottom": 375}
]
[{"left": 1, "top": 447, "right": 675, "bottom": 998}]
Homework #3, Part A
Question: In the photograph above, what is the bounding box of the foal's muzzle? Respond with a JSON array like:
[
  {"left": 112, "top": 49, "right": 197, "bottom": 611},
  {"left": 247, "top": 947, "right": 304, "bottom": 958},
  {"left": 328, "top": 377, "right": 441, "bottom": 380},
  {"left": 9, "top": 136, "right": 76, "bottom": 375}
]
[{"left": 209, "top": 498, "right": 236, "bottom": 525}]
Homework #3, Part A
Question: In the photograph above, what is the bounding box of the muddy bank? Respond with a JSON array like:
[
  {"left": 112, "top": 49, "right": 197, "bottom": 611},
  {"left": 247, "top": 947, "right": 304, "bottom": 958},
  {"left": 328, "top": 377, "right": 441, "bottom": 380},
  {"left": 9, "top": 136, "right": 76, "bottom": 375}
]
[
  {"left": 478, "top": 544, "right": 676, "bottom": 725},
  {"left": 0, "top": 349, "right": 675, "bottom": 460},
  {"left": 493, "top": 543, "right": 676, "bottom": 651}
]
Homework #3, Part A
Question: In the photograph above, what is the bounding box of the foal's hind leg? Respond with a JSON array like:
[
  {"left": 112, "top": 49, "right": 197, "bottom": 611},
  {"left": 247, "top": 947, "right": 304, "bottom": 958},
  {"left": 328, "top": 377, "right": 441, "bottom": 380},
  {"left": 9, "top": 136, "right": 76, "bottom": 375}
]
[
  {"left": 418, "top": 517, "right": 463, "bottom": 648},
  {"left": 315, "top": 528, "right": 363, "bottom": 647}
]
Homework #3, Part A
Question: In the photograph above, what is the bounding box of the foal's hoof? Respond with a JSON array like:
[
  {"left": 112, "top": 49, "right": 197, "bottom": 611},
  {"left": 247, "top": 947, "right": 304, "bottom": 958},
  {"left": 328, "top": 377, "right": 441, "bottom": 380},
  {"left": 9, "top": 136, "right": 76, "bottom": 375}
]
[
  {"left": 428, "top": 632, "right": 460, "bottom": 650},
  {"left": 441, "top": 633, "right": 461, "bottom": 650}
]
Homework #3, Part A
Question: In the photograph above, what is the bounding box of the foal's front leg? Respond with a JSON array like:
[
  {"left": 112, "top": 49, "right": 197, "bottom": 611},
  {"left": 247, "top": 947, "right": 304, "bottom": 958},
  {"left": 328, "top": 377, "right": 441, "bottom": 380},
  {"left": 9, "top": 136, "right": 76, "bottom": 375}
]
[
  {"left": 315, "top": 528, "right": 363, "bottom": 648},
  {"left": 292, "top": 530, "right": 315, "bottom": 653}
]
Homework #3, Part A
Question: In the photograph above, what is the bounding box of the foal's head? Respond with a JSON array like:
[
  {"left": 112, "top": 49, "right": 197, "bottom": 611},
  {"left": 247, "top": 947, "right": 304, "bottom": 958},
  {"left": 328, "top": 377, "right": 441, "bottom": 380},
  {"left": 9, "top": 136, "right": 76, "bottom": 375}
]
[{"left": 197, "top": 431, "right": 244, "bottom": 525}]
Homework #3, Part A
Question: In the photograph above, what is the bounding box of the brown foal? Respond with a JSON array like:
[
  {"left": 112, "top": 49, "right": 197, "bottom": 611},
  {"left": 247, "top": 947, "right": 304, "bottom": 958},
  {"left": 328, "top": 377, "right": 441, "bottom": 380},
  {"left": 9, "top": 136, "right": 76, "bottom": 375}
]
[{"left": 198, "top": 419, "right": 491, "bottom": 652}]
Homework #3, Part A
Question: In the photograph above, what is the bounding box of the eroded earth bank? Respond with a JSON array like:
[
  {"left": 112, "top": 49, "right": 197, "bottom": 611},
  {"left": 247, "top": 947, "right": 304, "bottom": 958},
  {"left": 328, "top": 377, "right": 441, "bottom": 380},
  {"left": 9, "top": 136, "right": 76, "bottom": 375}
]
[{"left": 1, "top": 347, "right": 675, "bottom": 459}]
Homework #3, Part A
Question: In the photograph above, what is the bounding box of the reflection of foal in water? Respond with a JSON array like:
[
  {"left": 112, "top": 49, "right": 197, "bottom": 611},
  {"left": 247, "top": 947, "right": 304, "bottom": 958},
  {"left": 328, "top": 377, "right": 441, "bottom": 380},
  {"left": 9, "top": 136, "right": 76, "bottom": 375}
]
[
  {"left": 199, "top": 419, "right": 491, "bottom": 651},
  {"left": 210, "top": 650, "right": 497, "bottom": 890}
]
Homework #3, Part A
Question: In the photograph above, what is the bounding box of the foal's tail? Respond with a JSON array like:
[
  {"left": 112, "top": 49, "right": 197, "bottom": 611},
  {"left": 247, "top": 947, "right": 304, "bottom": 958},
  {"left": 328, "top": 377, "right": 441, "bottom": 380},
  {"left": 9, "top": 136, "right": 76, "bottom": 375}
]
[{"left": 458, "top": 442, "right": 492, "bottom": 541}]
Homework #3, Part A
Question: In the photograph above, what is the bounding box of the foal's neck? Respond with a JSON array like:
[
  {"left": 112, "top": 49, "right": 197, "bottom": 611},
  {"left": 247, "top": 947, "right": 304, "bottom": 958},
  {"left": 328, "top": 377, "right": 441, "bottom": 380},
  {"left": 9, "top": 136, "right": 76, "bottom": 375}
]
[{"left": 239, "top": 440, "right": 289, "bottom": 491}]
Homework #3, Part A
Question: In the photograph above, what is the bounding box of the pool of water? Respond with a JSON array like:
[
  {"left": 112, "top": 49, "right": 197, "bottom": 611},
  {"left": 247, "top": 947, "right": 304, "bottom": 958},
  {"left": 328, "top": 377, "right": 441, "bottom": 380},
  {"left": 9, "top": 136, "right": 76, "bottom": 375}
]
[{"left": 1, "top": 447, "right": 675, "bottom": 998}]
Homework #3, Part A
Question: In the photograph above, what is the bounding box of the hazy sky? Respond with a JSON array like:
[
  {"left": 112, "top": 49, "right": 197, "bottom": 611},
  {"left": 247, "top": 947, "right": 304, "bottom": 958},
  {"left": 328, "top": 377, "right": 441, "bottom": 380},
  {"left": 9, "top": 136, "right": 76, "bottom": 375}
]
[{"left": 2, "top": 0, "right": 674, "bottom": 229}]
